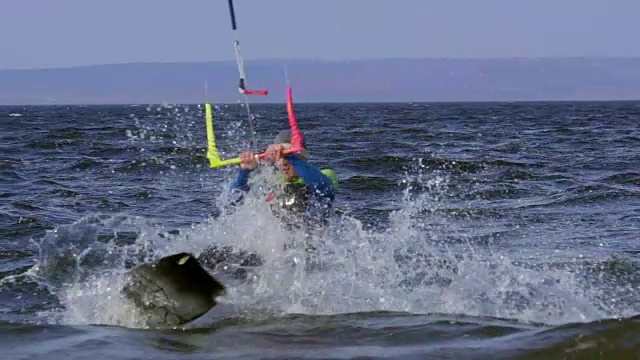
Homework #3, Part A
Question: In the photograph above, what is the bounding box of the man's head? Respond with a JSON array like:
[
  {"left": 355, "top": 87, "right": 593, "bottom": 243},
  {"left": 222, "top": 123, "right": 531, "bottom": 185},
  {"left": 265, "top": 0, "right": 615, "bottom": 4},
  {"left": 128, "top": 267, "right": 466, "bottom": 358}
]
[
  {"left": 273, "top": 129, "right": 292, "bottom": 146},
  {"left": 273, "top": 129, "right": 307, "bottom": 152},
  {"left": 272, "top": 129, "right": 307, "bottom": 182}
]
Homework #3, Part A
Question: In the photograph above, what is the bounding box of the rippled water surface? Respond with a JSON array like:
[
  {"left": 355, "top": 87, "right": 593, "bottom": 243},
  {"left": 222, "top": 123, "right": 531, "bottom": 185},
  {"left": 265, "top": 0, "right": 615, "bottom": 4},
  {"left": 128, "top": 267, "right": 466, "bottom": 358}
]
[{"left": 1, "top": 101, "right": 639, "bottom": 359}]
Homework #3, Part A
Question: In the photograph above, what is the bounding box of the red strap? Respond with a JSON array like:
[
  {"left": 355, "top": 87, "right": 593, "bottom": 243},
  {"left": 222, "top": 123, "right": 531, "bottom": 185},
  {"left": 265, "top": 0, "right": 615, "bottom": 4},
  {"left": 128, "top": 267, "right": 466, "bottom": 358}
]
[
  {"left": 286, "top": 86, "right": 304, "bottom": 150},
  {"left": 242, "top": 89, "right": 269, "bottom": 96},
  {"left": 253, "top": 86, "right": 305, "bottom": 161}
]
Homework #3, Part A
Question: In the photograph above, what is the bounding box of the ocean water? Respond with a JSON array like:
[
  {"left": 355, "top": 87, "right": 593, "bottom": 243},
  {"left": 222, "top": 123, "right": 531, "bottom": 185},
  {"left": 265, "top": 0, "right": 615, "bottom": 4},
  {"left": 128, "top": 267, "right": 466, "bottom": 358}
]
[{"left": 1, "top": 101, "right": 639, "bottom": 359}]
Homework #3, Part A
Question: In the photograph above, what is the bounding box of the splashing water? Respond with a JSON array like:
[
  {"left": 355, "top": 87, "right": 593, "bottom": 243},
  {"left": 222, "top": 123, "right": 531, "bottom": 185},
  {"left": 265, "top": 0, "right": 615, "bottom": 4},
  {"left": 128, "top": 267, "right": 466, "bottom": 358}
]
[{"left": 17, "top": 155, "right": 634, "bottom": 330}]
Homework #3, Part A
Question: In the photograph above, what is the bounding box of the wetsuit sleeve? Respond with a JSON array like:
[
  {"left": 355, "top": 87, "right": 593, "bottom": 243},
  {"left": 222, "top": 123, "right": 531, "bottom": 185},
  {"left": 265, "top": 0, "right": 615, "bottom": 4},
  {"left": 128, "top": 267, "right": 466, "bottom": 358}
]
[
  {"left": 229, "top": 168, "right": 251, "bottom": 192},
  {"left": 284, "top": 154, "right": 334, "bottom": 200},
  {"left": 227, "top": 168, "right": 252, "bottom": 206}
]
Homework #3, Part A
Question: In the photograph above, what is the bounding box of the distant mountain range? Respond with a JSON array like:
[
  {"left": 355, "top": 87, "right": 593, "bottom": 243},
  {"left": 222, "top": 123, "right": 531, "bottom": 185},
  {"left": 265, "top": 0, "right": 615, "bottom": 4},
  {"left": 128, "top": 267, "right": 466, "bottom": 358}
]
[{"left": 2, "top": 57, "right": 640, "bottom": 105}]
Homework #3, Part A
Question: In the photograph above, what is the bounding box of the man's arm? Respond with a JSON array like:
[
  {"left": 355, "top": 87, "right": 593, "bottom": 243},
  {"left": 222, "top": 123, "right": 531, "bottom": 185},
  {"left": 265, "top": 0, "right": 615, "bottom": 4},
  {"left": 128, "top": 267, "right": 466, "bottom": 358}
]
[
  {"left": 229, "top": 168, "right": 251, "bottom": 192},
  {"left": 227, "top": 168, "right": 252, "bottom": 206},
  {"left": 284, "top": 154, "right": 334, "bottom": 200}
]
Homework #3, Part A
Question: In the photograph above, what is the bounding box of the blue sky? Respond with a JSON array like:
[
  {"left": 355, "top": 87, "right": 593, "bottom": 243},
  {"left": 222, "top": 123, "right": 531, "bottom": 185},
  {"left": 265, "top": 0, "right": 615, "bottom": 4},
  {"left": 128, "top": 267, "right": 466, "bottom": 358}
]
[{"left": 2, "top": 0, "right": 639, "bottom": 69}]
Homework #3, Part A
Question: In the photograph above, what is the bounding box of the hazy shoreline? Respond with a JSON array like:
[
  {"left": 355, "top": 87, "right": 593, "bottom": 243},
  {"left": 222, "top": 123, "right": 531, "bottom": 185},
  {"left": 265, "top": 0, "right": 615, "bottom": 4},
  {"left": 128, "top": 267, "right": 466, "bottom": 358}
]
[{"left": 2, "top": 57, "right": 640, "bottom": 105}]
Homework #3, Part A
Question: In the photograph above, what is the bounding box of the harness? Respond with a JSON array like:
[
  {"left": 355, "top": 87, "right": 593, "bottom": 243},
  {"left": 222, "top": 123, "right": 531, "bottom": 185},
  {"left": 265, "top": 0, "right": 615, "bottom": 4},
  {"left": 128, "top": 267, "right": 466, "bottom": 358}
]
[
  {"left": 266, "top": 178, "right": 311, "bottom": 217},
  {"left": 265, "top": 168, "right": 337, "bottom": 224}
]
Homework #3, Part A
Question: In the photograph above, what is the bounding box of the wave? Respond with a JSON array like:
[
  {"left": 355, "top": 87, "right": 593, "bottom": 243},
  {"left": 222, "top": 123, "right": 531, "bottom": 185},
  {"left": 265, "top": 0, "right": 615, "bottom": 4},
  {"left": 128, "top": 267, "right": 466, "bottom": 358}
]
[{"left": 0, "top": 313, "right": 637, "bottom": 359}]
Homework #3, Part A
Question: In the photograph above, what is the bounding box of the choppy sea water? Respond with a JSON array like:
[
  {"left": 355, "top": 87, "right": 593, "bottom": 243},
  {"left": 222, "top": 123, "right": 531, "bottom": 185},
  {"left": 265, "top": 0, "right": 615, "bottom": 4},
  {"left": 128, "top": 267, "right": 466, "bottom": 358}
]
[{"left": 1, "top": 101, "right": 639, "bottom": 359}]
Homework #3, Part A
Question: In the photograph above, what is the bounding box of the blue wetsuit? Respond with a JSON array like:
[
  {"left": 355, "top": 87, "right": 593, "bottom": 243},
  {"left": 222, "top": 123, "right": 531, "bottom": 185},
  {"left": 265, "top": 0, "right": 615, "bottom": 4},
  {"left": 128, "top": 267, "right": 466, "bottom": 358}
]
[{"left": 227, "top": 154, "right": 336, "bottom": 228}]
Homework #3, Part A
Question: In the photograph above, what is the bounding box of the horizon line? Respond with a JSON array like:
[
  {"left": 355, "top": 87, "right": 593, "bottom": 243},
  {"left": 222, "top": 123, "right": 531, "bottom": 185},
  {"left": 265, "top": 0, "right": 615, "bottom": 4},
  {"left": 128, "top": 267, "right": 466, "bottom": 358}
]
[
  {"left": 3, "top": 99, "right": 640, "bottom": 107},
  {"left": 4, "top": 55, "right": 640, "bottom": 71}
]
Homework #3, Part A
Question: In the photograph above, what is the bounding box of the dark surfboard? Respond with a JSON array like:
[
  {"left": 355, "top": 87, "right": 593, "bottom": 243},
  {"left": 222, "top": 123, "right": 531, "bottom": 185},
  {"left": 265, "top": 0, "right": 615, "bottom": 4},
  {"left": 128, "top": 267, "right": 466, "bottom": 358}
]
[{"left": 122, "top": 252, "right": 226, "bottom": 327}]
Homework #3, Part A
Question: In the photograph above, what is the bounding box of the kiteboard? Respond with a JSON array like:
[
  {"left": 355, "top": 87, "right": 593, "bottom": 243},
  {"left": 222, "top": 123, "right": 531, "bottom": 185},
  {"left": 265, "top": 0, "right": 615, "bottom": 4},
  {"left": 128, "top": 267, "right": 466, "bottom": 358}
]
[{"left": 122, "top": 252, "right": 226, "bottom": 327}]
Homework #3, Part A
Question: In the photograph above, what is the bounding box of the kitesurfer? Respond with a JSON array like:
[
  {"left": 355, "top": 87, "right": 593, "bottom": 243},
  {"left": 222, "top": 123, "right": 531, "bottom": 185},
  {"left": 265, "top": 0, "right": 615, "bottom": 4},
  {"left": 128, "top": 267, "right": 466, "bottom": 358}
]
[
  {"left": 197, "top": 130, "right": 338, "bottom": 272},
  {"left": 228, "top": 129, "right": 337, "bottom": 230}
]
